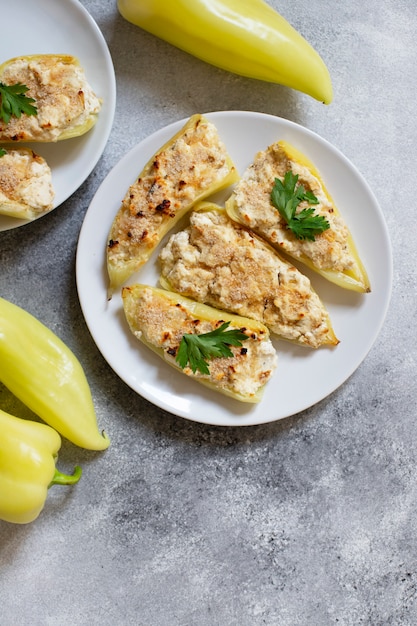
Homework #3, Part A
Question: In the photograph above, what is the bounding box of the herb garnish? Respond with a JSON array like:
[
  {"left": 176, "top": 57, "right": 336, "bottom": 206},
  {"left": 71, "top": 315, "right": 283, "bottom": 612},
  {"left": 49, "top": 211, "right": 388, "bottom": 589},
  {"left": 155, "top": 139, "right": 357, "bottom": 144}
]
[
  {"left": 0, "top": 82, "right": 37, "bottom": 124},
  {"left": 0, "top": 147, "right": 6, "bottom": 157},
  {"left": 270, "top": 171, "right": 330, "bottom": 241},
  {"left": 176, "top": 321, "right": 249, "bottom": 375}
]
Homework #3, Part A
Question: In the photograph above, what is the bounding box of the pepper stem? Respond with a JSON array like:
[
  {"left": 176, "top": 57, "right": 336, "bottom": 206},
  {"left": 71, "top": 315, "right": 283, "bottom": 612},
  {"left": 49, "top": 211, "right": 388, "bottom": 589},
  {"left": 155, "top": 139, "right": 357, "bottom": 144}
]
[{"left": 49, "top": 465, "right": 82, "bottom": 487}]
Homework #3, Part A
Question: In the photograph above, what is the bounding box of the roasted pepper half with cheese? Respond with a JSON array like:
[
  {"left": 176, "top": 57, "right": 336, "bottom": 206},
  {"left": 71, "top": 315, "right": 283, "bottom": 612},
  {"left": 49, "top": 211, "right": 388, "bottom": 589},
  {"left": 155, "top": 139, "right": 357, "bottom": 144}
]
[
  {"left": 122, "top": 284, "right": 278, "bottom": 402},
  {"left": 0, "top": 54, "right": 101, "bottom": 142},
  {"left": 0, "top": 297, "right": 109, "bottom": 450},
  {"left": 226, "top": 140, "right": 371, "bottom": 293},
  {"left": 107, "top": 113, "right": 238, "bottom": 296},
  {"left": 117, "top": 0, "right": 333, "bottom": 104},
  {"left": 0, "top": 408, "right": 82, "bottom": 524}
]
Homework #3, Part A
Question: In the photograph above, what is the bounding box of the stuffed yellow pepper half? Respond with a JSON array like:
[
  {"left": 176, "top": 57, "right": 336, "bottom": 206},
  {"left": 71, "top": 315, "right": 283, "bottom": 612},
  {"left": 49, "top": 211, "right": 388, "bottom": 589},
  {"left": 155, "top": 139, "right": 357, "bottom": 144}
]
[{"left": 122, "top": 284, "right": 278, "bottom": 403}]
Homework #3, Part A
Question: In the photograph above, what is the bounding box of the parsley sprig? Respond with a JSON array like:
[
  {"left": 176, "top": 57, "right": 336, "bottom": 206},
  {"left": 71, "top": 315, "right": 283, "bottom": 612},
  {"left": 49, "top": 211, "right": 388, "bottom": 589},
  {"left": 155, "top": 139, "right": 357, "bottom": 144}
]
[
  {"left": 0, "top": 82, "right": 37, "bottom": 124},
  {"left": 271, "top": 171, "right": 330, "bottom": 241},
  {"left": 0, "top": 147, "right": 6, "bottom": 157},
  {"left": 176, "top": 321, "right": 249, "bottom": 375}
]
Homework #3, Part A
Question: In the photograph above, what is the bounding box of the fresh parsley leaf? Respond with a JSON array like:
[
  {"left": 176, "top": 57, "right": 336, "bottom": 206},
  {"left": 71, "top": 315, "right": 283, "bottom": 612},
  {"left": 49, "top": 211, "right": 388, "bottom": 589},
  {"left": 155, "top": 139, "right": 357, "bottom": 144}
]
[
  {"left": 0, "top": 82, "right": 37, "bottom": 124},
  {"left": 288, "top": 208, "right": 332, "bottom": 241},
  {"left": 176, "top": 321, "right": 249, "bottom": 375},
  {"left": 270, "top": 171, "right": 330, "bottom": 242},
  {"left": 0, "top": 147, "right": 6, "bottom": 157}
]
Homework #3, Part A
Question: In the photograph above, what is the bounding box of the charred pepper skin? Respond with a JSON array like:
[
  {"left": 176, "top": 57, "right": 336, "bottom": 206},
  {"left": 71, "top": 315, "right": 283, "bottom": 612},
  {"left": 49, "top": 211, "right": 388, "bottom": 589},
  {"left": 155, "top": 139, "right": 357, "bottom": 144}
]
[
  {"left": 0, "top": 297, "right": 110, "bottom": 450},
  {"left": 0, "top": 408, "right": 82, "bottom": 524},
  {"left": 117, "top": 0, "right": 333, "bottom": 104}
]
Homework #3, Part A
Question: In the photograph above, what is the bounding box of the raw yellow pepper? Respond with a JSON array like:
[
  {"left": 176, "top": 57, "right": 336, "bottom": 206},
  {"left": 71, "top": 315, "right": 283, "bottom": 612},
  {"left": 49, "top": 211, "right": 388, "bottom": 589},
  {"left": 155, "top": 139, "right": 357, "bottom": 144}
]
[
  {"left": 0, "top": 408, "right": 82, "bottom": 524},
  {"left": 0, "top": 297, "right": 109, "bottom": 450},
  {"left": 117, "top": 0, "right": 333, "bottom": 104}
]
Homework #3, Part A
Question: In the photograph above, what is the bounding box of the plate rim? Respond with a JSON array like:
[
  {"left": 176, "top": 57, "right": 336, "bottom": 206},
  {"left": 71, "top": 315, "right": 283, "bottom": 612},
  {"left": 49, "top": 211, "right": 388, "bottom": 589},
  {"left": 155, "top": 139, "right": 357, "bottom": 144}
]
[
  {"left": 76, "top": 110, "right": 393, "bottom": 427},
  {"left": 0, "top": 0, "right": 116, "bottom": 232}
]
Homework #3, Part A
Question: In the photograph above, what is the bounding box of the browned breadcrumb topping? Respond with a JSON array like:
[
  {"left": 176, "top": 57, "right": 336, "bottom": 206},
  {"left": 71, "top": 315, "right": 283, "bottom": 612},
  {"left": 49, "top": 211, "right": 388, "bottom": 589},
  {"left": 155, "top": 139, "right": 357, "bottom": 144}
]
[{"left": 0, "top": 149, "right": 39, "bottom": 196}]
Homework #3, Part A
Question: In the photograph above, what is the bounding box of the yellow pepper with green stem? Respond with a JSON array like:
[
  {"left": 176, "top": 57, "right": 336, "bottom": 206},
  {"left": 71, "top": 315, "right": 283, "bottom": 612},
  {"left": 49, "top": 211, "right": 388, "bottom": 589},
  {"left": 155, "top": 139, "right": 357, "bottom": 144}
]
[
  {"left": 117, "top": 0, "right": 333, "bottom": 104},
  {"left": 0, "top": 408, "right": 82, "bottom": 524},
  {"left": 0, "top": 297, "right": 109, "bottom": 450}
]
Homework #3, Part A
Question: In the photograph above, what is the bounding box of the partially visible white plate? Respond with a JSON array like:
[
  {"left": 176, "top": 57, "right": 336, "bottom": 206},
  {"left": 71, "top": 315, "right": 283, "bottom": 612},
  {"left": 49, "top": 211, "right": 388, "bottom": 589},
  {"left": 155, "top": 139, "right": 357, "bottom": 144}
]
[
  {"left": 0, "top": 0, "right": 116, "bottom": 231},
  {"left": 76, "top": 111, "right": 392, "bottom": 427}
]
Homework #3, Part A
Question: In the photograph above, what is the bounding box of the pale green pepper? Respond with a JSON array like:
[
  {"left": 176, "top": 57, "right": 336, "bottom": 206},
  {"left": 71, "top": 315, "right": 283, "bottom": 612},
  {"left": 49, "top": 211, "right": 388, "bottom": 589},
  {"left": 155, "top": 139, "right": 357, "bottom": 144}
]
[
  {"left": 117, "top": 0, "right": 333, "bottom": 104},
  {"left": 0, "top": 297, "right": 109, "bottom": 450},
  {"left": 0, "top": 408, "right": 82, "bottom": 524}
]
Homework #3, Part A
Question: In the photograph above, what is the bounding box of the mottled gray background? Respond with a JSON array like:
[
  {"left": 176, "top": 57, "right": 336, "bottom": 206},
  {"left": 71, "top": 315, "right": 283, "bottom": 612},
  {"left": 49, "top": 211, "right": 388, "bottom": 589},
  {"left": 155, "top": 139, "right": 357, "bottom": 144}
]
[{"left": 1, "top": 0, "right": 415, "bottom": 624}]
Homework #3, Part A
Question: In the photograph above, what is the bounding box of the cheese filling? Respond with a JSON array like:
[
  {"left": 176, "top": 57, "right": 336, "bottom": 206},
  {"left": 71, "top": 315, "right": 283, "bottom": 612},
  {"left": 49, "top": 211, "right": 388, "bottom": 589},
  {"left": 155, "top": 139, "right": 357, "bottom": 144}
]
[{"left": 159, "top": 209, "right": 337, "bottom": 348}]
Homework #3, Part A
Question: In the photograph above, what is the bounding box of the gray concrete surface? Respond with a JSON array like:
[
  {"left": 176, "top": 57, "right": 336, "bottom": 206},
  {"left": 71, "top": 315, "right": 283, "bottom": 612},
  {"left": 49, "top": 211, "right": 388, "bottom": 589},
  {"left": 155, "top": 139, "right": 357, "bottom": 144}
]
[{"left": 1, "top": 0, "right": 415, "bottom": 624}]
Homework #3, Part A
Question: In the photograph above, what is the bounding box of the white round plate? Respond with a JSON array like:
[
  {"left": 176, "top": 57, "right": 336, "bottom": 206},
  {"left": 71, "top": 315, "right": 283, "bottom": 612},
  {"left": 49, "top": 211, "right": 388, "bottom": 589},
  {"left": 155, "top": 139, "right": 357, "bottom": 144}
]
[
  {"left": 0, "top": 0, "right": 116, "bottom": 231},
  {"left": 76, "top": 111, "right": 392, "bottom": 427}
]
